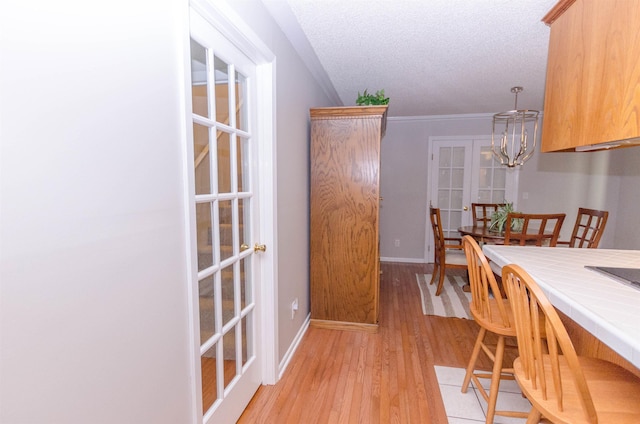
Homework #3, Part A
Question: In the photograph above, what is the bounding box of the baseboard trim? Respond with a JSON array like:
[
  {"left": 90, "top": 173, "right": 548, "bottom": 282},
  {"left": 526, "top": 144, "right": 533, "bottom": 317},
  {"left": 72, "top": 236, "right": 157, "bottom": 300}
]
[
  {"left": 277, "top": 313, "right": 310, "bottom": 380},
  {"left": 310, "top": 318, "right": 379, "bottom": 333},
  {"left": 380, "top": 256, "right": 426, "bottom": 264}
]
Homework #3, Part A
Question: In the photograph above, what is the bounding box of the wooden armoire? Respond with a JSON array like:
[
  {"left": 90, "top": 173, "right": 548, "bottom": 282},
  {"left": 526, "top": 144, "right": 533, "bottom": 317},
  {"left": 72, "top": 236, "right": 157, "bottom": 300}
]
[{"left": 309, "top": 105, "right": 388, "bottom": 332}]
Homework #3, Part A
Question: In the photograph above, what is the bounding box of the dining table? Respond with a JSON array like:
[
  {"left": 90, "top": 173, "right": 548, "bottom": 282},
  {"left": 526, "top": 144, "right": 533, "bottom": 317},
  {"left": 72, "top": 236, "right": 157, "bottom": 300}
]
[{"left": 457, "top": 225, "right": 505, "bottom": 244}]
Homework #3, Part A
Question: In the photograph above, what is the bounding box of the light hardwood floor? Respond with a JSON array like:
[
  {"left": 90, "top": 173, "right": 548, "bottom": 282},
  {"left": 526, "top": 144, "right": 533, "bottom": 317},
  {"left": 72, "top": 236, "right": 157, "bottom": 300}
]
[{"left": 239, "top": 262, "right": 512, "bottom": 423}]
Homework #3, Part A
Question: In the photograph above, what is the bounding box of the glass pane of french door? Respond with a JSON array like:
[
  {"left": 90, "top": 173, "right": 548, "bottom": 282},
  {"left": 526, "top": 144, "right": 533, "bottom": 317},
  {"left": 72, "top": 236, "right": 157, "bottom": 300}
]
[
  {"left": 189, "top": 9, "right": 261, "bottom": 423},
  {"left": 432, "top": 140, "right": 472, "bottom": 238},
  {"left": 428, "top": 136, "right": 518, "bottom": 257},
  {"left": 471, "top": 143, "right": 509, "bottom": 204}
]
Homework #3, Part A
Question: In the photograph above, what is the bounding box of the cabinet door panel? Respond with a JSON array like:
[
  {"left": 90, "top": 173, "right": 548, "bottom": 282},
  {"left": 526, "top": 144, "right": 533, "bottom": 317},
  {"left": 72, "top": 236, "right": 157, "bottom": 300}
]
[{"left": 542, "top": 0, "right": 640, "bottom": 151}]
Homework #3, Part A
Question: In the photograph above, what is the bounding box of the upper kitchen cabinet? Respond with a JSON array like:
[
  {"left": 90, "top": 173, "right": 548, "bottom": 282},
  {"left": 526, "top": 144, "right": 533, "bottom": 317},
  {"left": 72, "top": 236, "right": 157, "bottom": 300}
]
[{"left": 541, "top": 0, "right": 640, "bottom": 152}]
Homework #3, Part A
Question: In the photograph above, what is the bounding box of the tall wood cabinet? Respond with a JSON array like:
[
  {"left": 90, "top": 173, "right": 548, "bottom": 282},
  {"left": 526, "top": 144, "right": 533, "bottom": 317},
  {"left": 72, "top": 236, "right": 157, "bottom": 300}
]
[
  {"left": 309, "top": 106, "right": 388, "bottom": 332},
  {"left": 541, "top": 0, "right": 640, "bottom": 152}
]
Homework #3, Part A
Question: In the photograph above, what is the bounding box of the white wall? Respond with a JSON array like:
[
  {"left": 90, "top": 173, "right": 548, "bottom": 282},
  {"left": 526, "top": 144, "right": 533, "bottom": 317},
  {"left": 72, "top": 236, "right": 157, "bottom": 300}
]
[
  {"left": 0, "top": 0, "right": 333, "bottom": 422},
  {"left": 609, "top": 147, "right": 640, "bottom": 248},
  {"left": 379, "top": 119, "right": 431, "bottom": 261},
  {"left": 223, "top": 0, "right": 333, "bottom": 364},
  {"left": 380, "top": 114, "right": 640, "bottom": 263},
  {"left": 1, "top": 1, "right": 195, "bottom": 423},
  {"left": 380, "top": 114, "right": 506, "bottom": 262},
  {"left": 517, "top": 146, "right": 622, "bottom": 248}
]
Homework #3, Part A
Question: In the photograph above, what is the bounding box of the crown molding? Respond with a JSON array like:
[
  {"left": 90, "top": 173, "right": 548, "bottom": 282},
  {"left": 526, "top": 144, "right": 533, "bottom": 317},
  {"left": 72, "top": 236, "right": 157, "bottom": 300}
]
[
  {"left": 260, "top": 0, "right": 342, "bottom": 105},
  {"left": 388, "top": 111, "right": 545, "bottom": 122},
  {"left": 388, "top": 113, "right": 493, "bottom": 122}
]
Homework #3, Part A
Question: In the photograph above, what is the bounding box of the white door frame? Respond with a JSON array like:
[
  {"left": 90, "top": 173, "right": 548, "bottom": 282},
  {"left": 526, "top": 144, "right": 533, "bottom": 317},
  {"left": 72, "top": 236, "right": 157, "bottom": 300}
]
[{"left": 183, "top": 0, "right": 278, "bottom": 421}]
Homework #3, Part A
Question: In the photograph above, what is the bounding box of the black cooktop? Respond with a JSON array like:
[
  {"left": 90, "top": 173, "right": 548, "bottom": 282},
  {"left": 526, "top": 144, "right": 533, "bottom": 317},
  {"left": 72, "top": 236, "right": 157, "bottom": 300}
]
[{"left": 585, "top": 266, "right": 640, "bottom": 288}]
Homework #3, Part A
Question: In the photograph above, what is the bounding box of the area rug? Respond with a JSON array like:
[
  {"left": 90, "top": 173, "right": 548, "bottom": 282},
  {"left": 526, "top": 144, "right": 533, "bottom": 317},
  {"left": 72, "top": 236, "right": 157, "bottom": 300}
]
[{"left": 415, "top": 274, "right": 472, "bottom": 319}]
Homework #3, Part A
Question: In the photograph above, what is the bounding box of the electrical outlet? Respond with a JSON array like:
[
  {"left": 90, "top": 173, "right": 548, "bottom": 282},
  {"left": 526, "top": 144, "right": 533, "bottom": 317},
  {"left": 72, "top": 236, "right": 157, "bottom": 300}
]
[
  {"left": 394, "top": 239, "right": 400, "bottom": 247},
  {"left": 291, "top": 298, "right": 299, "bottom": 319}
]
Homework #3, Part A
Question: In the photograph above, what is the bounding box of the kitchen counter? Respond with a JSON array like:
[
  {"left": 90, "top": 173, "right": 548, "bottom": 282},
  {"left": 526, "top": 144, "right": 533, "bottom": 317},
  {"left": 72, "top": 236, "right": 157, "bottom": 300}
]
[{"left": 483, "top": 246, "right": 640, "bottom": 368}]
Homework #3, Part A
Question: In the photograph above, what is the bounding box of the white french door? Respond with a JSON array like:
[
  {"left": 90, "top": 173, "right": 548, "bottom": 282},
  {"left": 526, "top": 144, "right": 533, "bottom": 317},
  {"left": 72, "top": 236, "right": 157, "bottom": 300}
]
[
  {"left": 426, "top": 136, "right": 519, "bottom": 259},
  {"left": 187, "top": 6, "right": 272, "bottom": 423}
]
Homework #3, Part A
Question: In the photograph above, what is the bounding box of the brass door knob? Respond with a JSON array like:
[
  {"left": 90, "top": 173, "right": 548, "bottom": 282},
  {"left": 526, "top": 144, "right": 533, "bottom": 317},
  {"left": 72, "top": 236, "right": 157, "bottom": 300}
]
[
  {"left": 463, "top": 206, "right": 469, "bottom": 211},
  {"left": 240, "top": 243, "right": 249, "bottom": 251},
  {"left": 254, "top": 243, "right": 267, "bottom": 253}
]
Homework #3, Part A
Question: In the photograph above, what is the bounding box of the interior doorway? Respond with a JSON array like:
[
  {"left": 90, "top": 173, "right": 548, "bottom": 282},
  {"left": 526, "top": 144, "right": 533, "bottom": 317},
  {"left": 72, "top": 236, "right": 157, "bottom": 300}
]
[
  {"left": 425, "top": 135, "right": 519, "bottom": 261},
  {"left": 186, "top": 2, "right": 276, "bottom": 423}
]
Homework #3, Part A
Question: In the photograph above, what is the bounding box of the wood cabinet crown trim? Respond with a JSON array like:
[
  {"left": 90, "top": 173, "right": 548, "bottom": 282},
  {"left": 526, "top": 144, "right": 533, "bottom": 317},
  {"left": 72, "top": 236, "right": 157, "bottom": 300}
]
[
  {"left": 542, "top": 0, "right": 578, "bottom": 25},
  {"left": 310, "top": 105, "right": 388, "bottom": 138},
  {"left": 310, "top": 105, "right": 388, "bottom": 119}
]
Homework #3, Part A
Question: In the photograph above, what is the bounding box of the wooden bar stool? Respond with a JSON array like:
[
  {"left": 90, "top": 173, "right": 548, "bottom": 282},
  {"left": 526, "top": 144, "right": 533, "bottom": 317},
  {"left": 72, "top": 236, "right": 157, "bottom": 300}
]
[
  {"left": 503, "top": 264, "right": 640, "bottom": 423},
  {"left": 460, "top": 235, "right": 528, "bottom": 423}
]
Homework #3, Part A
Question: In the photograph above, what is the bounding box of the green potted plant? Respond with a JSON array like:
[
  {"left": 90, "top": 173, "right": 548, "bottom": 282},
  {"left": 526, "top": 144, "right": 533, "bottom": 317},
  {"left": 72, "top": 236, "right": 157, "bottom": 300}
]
[
  {"left": 489, "top": 203, "right": 523, "bottom": 232},
  {"left": 356, "top": 89, "right": 389, "bottom": 105}
]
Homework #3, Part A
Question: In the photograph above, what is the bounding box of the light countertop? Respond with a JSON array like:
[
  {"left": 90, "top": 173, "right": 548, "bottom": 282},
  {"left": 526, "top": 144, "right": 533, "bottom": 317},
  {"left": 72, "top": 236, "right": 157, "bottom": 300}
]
[{"left": 482, "top": 246, "right": 640, "bottom": 368}]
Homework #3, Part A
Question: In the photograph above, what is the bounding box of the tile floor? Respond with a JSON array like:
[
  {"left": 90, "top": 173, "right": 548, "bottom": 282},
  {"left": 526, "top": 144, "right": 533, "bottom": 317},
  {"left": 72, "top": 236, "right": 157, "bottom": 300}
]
[{"left": 435, "top": 366, "right": 532, "bottom": 423}]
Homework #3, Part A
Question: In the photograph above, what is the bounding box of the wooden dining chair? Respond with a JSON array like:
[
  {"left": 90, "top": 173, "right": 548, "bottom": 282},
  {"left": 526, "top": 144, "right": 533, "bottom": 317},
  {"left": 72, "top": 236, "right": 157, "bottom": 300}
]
[
  {"left": 460, "top": 236, "right": 528, "bottom": 423},
  {"left": 471, "top": 203, "right": 505, "bottom": 227},
  {"left": 502, "top": 264, "right": 640, "bottom": 423},
  {"left": 503, "top": 212, "right": 565, "bottom": 247},
  {"left": 557, "top": 207, "right": 609, "bottom": 248},
  {"left": 429, "top": 207, "right": 467, "bottom": 296}
]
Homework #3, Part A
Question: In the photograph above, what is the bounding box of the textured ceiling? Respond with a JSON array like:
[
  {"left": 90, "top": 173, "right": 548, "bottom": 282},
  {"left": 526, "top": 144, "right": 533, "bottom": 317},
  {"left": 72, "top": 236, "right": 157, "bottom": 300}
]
[{"left": 264, "top": 0, "right": 559, "bottom": 117}]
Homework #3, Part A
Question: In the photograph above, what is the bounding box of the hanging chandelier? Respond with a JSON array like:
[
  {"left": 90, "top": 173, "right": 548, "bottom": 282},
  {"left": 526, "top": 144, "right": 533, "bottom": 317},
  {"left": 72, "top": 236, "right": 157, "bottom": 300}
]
[{"left": 491, "top": 86, "right": 540, "bottom": 167}]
